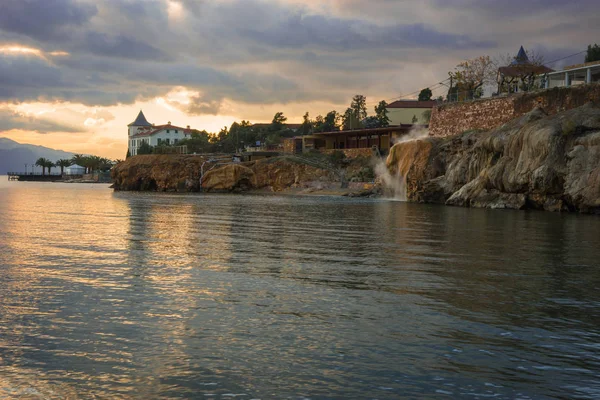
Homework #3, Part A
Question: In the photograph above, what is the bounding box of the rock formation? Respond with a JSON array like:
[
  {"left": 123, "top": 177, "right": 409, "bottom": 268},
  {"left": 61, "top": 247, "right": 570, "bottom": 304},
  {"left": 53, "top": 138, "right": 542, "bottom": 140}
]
[
  {"left": 111, "top": 155, "right": 338, "bottom": 192},
  {"left": 386, "top": 103, "right": 600, "bottom": 213}
]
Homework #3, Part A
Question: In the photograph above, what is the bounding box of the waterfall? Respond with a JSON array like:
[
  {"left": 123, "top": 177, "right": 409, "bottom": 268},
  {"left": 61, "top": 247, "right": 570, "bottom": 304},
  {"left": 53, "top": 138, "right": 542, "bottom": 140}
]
[
  {"left": 375, "top": 162, "right": 407, "bottom": 201},
  {"left": 376, "top": 127, "right": 429, "bottom": 201}
]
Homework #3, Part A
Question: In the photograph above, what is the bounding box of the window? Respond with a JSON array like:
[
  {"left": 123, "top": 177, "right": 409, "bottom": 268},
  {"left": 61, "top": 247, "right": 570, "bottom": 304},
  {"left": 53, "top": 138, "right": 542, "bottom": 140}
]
[
  {"left": 166, "top": 129, "right": 170, "bottom": 133},
  {"left": 174, "top": 139, "right": 179, "bottom": 144},
  {"left": 174, "top": 130, "right": 178, "bottom": 133},
  {"left": 165, "top": 138, "right": 170, "bottom": 145}
]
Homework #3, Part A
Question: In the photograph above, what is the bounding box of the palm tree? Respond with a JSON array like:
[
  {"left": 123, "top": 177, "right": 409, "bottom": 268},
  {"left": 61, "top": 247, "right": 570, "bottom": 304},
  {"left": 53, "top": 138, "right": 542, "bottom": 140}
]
[
  {"left": 72, "top": 154, "right": 92, "bottom": 173},
  {"left": 46, "top": 161, "right": 56, "bottom": 174},
  {"left": 35, "top": 157, "right": 49, "bottom": 175},
  {"left": 56, "top": 159, "right": 72, "bottom": 175}
]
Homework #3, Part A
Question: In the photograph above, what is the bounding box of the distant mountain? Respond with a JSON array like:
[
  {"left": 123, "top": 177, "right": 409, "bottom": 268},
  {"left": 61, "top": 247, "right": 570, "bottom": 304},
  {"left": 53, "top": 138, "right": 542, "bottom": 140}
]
[{"left": 0, "top": 138, "right": 74, "bottom": 174}]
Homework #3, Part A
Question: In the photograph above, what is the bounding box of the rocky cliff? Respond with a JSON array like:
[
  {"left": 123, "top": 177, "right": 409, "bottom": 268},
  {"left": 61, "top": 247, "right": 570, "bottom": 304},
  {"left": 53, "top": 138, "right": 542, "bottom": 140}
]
[
  {"left": 111, "top": 155, "right": 338, "bottom": 192},
  {"left": 386, "top": 103, "right": 600, "bottom": 213}
]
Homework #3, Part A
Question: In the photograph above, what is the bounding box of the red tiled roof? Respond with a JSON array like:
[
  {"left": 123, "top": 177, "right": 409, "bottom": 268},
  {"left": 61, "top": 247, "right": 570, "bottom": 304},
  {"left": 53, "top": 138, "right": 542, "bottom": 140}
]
[
  {"left": 251, "top": 123, "right": 302, "bottom": 130},
  {"left": 308, "top": 124, "right": 427, "bottom": 136},
  {"left": 131, "top": 124, "right": 193, "bottom": 138},
  {"left": 387, "top": 100, "right": 437, "bottom": 109}
]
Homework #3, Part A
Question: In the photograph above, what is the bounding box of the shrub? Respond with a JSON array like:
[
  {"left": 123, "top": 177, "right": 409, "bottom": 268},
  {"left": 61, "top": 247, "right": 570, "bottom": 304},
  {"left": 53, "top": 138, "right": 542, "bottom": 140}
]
[{"left": 328, "top": 150, "right": 346, "bottom": 165}]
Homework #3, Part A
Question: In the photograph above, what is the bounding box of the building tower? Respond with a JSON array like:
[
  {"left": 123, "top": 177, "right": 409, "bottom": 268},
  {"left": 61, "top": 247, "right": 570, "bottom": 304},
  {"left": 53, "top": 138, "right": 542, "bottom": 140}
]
[{"left": 127, "top": 110, "right": 152, "bottom": 155}]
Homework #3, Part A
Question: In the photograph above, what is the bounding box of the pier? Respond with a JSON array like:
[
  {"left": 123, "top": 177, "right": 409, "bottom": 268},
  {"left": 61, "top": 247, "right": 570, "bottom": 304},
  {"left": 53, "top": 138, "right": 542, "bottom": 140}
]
[{"left": 7, "top": 172, "right": 65, "bottom": 182}]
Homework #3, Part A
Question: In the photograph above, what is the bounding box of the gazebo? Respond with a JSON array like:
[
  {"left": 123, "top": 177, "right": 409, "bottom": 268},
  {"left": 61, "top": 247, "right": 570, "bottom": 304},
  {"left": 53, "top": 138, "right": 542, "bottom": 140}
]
[
  {"left": 65, "top": 164, "right": 86, "bottom": 175},
  {"left": 497, "top": 46, "right": 553, "bottom": 94}
]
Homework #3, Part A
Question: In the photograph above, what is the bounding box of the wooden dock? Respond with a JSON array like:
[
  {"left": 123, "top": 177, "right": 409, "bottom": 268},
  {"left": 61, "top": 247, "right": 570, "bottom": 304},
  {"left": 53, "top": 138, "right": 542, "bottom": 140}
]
[{"left": 7, "top": 172, "right": 64, "bottom": 182}]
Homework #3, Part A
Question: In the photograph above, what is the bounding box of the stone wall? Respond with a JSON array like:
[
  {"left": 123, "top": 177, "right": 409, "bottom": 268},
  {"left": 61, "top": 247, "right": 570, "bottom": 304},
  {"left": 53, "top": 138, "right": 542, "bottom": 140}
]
[
  {"left": 429, "top": 83, "right": 600, "bottom": 137},
  {"left": 283, "top": 138, "right": 295, "bottom": 153},
  {"left": 322, "top": 148, "right": 373, "bottom": 159}
]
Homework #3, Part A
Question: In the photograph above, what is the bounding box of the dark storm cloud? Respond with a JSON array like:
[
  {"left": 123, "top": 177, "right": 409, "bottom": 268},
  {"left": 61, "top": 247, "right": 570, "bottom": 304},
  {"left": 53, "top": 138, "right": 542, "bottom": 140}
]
[
  {"left": 0, "top": 0, "right": 97, "bottom": 41},
  {"left": 0, "top": 0, "right": 597, "bottom": 114},
  {"left": 241, "top": 15, "right": 493, "bottom": 51},
  {"left": 81, "top": 32, "right": 166, "bottom": 60},
  {"left": 432, "top": 0, "right": 590, "bottom": 16}
]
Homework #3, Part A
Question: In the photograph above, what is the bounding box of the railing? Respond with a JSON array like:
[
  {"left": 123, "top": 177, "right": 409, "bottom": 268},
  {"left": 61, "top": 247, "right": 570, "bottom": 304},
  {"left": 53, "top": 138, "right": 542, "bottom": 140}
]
[{"left": 8, "top": 172, "right": 62, "bottom": 176}]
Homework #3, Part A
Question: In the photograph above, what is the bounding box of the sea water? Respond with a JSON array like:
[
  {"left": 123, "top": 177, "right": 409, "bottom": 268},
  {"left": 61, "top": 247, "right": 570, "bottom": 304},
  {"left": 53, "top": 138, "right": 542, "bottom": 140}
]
[{"left": 1, "top": 179, "right": 600, "bottom": 399}]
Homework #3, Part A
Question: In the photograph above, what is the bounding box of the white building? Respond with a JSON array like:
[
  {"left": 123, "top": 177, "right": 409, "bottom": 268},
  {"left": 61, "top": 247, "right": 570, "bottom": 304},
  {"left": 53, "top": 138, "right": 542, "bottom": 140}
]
[
  {"left": 128, "top": 110, "right": 194, "bottom": 156},
  {"left": 65, "top": 164, "right": 86, "bottom": 175}
]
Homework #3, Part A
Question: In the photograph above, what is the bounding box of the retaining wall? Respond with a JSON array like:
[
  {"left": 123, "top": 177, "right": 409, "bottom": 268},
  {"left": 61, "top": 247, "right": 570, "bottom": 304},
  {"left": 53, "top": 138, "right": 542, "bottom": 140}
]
[{"left": 429, "top": 83, "right": 600, "bottom": 137}]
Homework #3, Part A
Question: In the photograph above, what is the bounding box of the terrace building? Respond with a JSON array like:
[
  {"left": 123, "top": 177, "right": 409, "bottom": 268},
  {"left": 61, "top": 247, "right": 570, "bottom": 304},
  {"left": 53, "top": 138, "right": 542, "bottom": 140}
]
[{"left": 544, "top": 60, "right": 600, "bottom": 88}]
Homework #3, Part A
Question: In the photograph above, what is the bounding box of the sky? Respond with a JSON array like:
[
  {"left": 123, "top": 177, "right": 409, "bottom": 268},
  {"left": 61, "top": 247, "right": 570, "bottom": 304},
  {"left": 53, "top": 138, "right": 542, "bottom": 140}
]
[{"left": 0, "top": 0, "right": 598, "bottom": 159}]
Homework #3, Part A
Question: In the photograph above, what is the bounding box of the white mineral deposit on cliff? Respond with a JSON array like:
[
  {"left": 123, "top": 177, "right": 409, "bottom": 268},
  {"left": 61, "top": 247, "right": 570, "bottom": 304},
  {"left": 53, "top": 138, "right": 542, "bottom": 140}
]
[{"left": 376, "top": 127, "right": 429, "bottom": 201}]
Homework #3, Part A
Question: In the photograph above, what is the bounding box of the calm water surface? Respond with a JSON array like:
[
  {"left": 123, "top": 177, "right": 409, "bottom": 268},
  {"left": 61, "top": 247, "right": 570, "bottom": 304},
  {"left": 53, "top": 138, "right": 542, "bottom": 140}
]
[{"left": 1, "top": 178, "right": 600, "bottom": 399}]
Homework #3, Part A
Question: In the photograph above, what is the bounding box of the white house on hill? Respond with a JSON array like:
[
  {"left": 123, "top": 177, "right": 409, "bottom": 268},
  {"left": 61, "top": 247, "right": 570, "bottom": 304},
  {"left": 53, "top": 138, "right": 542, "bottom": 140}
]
[{"left": 128, "top": 110, "right": 194, "bottom": 155}]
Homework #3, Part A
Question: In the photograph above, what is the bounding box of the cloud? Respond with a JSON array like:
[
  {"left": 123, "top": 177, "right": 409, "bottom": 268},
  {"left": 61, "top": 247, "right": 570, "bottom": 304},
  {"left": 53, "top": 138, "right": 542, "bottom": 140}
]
[
  {"left": 0, "top": 0, "right": 97, "bottom": 41},
  {"left": 239, "top": 14, "right": 493, "bottom": 51},
  {"left": 0, "top": 0, "right": 596, "bottom": 116},
  {"left": 0, "top": 108, "right": 81, "bottom": 133},
  {"left": 83, "top": 108, "right": 115, "bottom": 126},
  {"left": 80, "top": 32, "right": 167, "bottom": 60}
]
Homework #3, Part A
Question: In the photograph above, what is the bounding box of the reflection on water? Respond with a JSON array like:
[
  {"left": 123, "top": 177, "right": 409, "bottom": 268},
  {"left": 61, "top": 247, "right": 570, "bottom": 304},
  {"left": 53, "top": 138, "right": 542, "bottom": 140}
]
[{"left": 1, "top": 179, "right": 600, "bottom": 398}]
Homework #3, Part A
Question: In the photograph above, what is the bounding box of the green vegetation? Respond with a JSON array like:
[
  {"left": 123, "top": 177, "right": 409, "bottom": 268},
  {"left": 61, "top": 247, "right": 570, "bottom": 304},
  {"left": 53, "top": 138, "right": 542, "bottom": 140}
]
[
  {"left": 33, "top": 154, "right": 113, "bottom": 174},
  {"left": 421, "top": 110, "right": 432, "bottom": 124},
  {"left": 374, "top": 100, "right": 390, "bottom": 127},
  {"left": 418, "top": 88, "right": 433, "bottom": 101},
  {"left": 71, "top": 154, "right": 114, "bottom": 173},
  {"left": 349, "top": 166, "right": 375, "bottom": 182},
  {"left": 585, "top": 44, "right": 600, "bottom": 63},
  {"left": 132, "top": 94, "right": 394, "bottom": 156},
  {"left": 35, "top": 157, "right": 52, "bottom": 175},
  {"left": 137, "top": 141, "right": 154, "bottom": 155},
  {"left": 56, "top": 159, "right": 72, "bottom": 174}
]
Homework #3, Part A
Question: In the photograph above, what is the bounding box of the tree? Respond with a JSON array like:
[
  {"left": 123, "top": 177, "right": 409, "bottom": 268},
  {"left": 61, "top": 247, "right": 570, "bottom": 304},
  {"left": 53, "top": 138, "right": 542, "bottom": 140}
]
[
  {"left": 313, "top": 115, "right": 325, "bottom": 132},
  {"left": 374, "top": 100, "right": 390, "bottom": 127},
  {"left": 322, "top": 111, "right": 340, "bottom": 132},
  {"left": 126, "top": 149, "right": 131, "bottom": 158},
  {"left": 411, "top": 115, "right": 418, "bottom": 124},
  {"left": 35, "top": 157, "right": 50, "bottom": 175},
  {"left": 299, "top": 112, "right": 312, "bottom": 135},
  {"left": 56, "top": 159, "right": 72, "bottom": 175},
  {"left": 350, "top": 95, "right": 367, "bottom": 122},
  {"left": 585, "top": 43, "right": 600, "bottom": 63},
  {"left": 265, "top": 132, "right": 281, "bottom": 146},
  {"left": 342, "top": 107, "right": 360, "bottom": 130},
  {"left": 363, "top": 116, "right": 380, "bottom": 129},
  {"left": 137, "top": 141, "right": 154, "bottom": 155},
  {"left": 270, "top": 112, "right": 287, "bottom": 132},
  {"left": 418, "top": 88, "right": 433, "bottom": 101},
  {"left": 46, "top": 161, "right": 55, "bottom": 174},
  {"left": 449, "top": 55, "right": 494, "bottom": 100},
  {"left": 179, "top": 130, "right": 213, "bottom": 154}
]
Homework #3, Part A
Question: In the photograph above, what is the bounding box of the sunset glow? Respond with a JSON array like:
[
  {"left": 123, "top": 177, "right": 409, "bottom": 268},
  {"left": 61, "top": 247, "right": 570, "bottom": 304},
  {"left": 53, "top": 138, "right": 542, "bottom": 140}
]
[{"left": 0, "top": 0, "right": 595, "bottom": 159}]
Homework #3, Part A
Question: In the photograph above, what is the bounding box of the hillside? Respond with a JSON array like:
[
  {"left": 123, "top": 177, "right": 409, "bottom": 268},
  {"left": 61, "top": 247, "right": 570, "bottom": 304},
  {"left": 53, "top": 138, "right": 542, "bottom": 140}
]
[{"left": 0, "top": 138, "right": 73, "bottom": 174}]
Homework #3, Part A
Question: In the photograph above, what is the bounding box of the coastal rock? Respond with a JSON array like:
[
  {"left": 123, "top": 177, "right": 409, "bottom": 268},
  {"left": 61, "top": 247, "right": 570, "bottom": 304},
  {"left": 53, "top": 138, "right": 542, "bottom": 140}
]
[
  {"left": 386, "top": 103, "right": 600, "bottom": 213},
  {"left": 111, "top": 155, "right": 338, "bottom": 193},
  {"left": 201, "top": 164, "right": 256, "bottom": 192}
]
